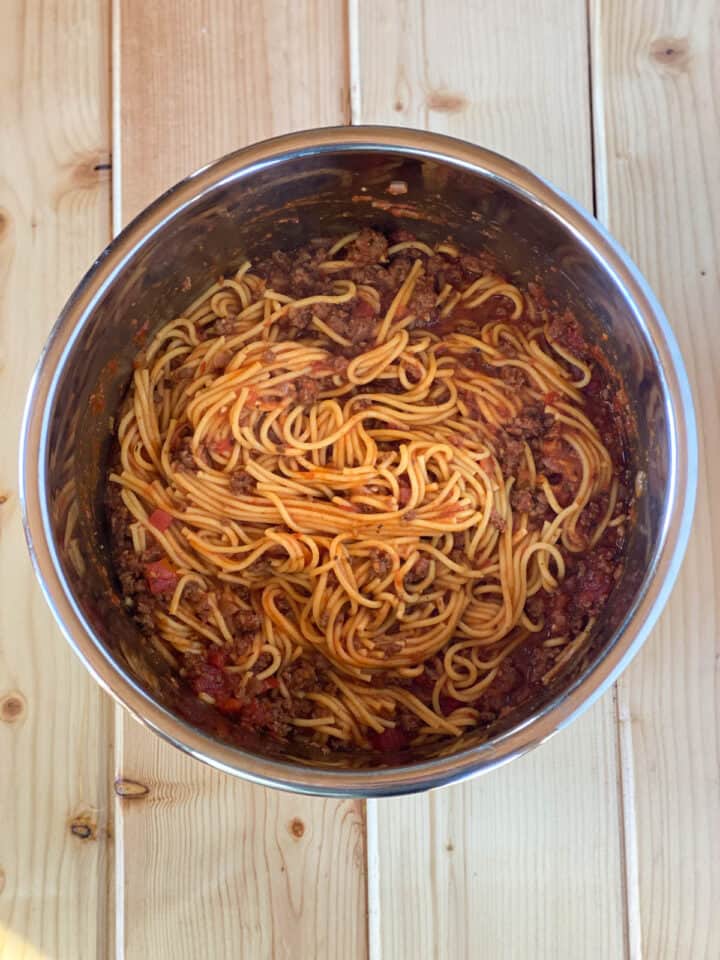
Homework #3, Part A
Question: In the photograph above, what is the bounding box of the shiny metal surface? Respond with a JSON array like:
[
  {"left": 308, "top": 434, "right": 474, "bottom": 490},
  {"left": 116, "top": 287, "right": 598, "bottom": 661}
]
[{"left": 20, "top": 126, "right": 697, "bottom": 796}]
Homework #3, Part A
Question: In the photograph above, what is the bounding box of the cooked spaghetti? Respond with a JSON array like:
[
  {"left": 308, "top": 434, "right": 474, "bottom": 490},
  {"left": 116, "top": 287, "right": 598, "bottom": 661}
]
[{"left": 107, "top": 228, "right": 631, "bottom": 753}]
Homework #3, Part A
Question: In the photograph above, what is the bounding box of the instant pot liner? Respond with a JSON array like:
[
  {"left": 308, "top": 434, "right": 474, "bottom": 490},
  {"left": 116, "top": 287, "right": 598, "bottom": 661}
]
[{"left": 45, "top": 147, "right": 665, "bottom": 771}]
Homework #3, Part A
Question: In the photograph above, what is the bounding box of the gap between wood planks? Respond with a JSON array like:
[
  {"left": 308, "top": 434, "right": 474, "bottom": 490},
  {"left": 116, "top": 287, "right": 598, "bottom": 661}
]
[{"left": 587, "top": 2, "right": 641, "bottom": 955}]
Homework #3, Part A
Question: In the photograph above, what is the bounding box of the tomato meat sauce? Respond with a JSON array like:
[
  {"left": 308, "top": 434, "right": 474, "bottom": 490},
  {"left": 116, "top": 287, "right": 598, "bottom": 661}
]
[{"left": 107, "top": 228, "right": 633, "bottom": 754}]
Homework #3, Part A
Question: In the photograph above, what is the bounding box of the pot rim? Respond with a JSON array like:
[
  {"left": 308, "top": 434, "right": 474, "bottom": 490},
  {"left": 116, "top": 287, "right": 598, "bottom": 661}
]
[{"left": 19, "top": 125, "right": 697, "bottom": 796}]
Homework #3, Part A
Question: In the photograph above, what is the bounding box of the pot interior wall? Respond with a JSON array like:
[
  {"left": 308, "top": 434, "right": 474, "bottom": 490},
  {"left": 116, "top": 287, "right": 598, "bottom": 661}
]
[{"left": 45, "top": 149, "right": 667, "bottom": 768}]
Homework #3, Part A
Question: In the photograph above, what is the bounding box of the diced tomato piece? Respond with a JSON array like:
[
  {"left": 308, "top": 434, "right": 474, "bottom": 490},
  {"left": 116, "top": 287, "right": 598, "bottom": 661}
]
[
  {"left": 354, "top": 299, "right": 376, "bottom": 320},
  {"left": 369, "top": 727, "right": 409, "bottom": 753},
  {"left": 212, "top": 436, "right": 233, "bottom": 456},
  {"left": 215, "top": 696, "right": 245, "bottom": 714},
  {"left": 144, "top": 557, "right": 179, "bottom": 595},
  {"left": 309, "top": 360, "right": 331, "bottom": 376},
  {"left": 148, "top": 507, "right": 173, "bottom": 532},
  {"left": 207, "top": 648, "right": 227, "bottom": 669}
]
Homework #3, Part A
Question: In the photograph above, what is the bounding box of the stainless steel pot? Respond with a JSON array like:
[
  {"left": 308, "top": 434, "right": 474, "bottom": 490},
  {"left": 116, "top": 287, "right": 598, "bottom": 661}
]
[{"left": 20, "top": 127, "right": 697, "bottom": 796}]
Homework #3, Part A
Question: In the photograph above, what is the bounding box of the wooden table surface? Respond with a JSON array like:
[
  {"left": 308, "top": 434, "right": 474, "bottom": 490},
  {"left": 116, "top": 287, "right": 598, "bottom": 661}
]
[{"left": 1, "top": 2, "right": 717, "bottom": 957}]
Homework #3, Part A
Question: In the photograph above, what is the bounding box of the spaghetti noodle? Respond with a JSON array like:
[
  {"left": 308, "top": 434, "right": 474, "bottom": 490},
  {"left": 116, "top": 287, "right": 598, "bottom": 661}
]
[{"left": 108, "top": 228, "right": 630, "bottom": 753}]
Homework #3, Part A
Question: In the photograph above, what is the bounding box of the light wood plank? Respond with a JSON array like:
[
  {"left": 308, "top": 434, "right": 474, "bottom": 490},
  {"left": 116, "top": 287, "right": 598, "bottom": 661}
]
[
  {"left": 115, "top": 3, "right": 367, "bottom": 958},
  {"left": 593, "top": 1, "right": 720, "bottom": 955},
  {"left": 0, "top": 2, "right": 113, "bottom": 959},
  {"left": 116, "top": 738, "right": 366, "bottom": 960},
  {"left": 368, "top": 709, "right": 623, "bottom": 959},
  {"left": 119, "top": 0, "right": 350, "bottom": 222},
  {"left": 353, "top": 2, "right": 628, "bottom": 956}
]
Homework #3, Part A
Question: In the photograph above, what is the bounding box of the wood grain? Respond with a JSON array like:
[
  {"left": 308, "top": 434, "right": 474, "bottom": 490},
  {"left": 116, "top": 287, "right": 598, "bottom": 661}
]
[
  {"left": 116, "top": 738, "right": 366, "bottom": 960},
  {"left": 115, "top": 3, "right": 367, "bottom": 958},
  {"left": 353, "top": 2, "right": 628, "bottom": 957},
  {"left": 593, "top": 1, "right": 720, "bottom": 956},
  {"left": 368, "top": 707, "right": 626, "bottom": 959},
  {"left": 0, "top": 2, "right": 113, "bottom": 959},
  {"left": 351, "top": 0, "right": 594, "bottom": 196},
  {"left": 118, "top": 0, "right": 350, "bottom": 222}
]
